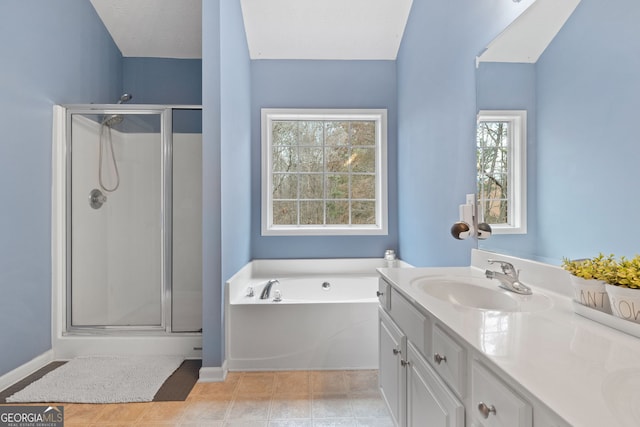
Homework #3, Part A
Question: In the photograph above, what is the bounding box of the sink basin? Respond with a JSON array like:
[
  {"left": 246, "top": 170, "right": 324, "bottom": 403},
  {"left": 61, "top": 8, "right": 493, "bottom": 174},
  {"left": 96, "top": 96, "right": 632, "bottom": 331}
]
[{"left": 410, "top": 275, "right": 552, "bottom": 312}]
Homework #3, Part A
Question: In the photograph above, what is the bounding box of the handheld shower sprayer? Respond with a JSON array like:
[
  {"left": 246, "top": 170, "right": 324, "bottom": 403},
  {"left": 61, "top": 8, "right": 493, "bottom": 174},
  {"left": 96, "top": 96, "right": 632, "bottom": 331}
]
[
  {"left": 97, "top": 93, "right": 133, "bottom": 195},
  {"left": 102, "top": 93, "right": 132, "bottom": 127}
]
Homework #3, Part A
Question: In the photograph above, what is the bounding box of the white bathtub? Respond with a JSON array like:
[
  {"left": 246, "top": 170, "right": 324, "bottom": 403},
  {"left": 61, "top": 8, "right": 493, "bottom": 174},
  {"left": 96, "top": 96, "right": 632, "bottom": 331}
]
[
  {"left": 233, "top": 275, "right": 378, "bottom": 304},
  {"left": 226, "top": 258, "right": 395, "bottom": 371}
]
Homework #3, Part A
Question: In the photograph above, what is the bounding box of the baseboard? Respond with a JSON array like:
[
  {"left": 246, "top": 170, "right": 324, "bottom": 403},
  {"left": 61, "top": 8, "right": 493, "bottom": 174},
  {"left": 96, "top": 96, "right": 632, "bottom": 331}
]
[
  {"left": 198, "top": 360, "right": 227, "bottom": 382},
  {"left": 0, "top": 350, "right": 54, "bottom": 391}
]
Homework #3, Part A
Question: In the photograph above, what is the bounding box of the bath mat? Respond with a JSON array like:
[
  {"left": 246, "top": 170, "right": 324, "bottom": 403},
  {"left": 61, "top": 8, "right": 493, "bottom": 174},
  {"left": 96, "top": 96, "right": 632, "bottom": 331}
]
[{"left": 5, "top": 355, "right": 184, "bottom": 404}]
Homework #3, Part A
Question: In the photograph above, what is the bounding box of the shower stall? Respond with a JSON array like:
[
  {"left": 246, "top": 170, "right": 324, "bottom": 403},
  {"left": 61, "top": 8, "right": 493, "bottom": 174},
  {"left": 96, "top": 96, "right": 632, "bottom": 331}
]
[{"left": 52, "top": 103, "right": 202, "bottom": 358}]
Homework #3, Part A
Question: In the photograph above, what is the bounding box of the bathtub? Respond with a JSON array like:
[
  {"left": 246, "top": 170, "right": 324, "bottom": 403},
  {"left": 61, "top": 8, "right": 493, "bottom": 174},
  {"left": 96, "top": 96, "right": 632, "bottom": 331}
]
[{"left": 226, "top": 258, "right": 396, "bottom": 371}]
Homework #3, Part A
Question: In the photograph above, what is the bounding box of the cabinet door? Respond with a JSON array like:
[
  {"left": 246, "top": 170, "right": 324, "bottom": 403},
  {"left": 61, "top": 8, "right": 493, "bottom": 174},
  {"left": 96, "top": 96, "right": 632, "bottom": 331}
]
[
  {"left": 407, "top": 342, "right": 464, "bottom": 427},
  {"left": 379, "top": 308, "right": 406, "bottom": 427}
]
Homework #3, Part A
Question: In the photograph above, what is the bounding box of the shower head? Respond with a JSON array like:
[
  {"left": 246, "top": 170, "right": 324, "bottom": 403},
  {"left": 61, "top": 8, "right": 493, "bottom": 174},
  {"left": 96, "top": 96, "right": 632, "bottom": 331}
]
[
  {"left": 117, "top": 93, "right": 132, "bottom": 104},
  {"left": 102, "top": 114, "right": 123, "bottom": 127},
  {"left": 102, "top": 93, "right": 132, "bottom": 126}
]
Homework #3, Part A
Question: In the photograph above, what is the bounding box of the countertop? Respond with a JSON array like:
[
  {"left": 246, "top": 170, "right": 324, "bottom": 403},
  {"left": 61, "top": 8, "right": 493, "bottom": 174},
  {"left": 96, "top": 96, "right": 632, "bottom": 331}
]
[{"left": 377, "top": 258, "right": 640, "bottom": 427}]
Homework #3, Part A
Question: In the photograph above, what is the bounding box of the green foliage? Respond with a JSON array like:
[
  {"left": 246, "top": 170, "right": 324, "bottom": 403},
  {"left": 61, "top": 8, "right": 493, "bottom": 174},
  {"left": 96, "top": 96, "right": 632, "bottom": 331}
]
[
  {"left": 614, "top": 256, "right": 640, "bottom": 289},
  {"left": 562, "top": 254, "right": 640, "bottom": 288},
  {"left": 561, "top": 253, "right": 618, "bottom": 283}
]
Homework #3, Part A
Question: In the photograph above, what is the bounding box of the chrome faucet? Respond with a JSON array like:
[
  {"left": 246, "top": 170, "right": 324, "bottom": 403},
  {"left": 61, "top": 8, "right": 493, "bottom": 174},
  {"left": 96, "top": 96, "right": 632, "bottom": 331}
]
[
  {"left": 485, "top": 260, "right": 532, "bottom": 295},
  {"left": 260, "top": 279, "right": 279, "bottom": 299}
]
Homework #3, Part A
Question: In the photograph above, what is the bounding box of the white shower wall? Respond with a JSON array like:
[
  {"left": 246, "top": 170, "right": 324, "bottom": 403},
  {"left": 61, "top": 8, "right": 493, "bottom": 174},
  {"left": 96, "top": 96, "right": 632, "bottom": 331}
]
[
  {"left": 70, "top": 114, "right": 202, "bottom": 331},
  {"left": 172, "top": 132, "right": 203, "bottom": 332}
]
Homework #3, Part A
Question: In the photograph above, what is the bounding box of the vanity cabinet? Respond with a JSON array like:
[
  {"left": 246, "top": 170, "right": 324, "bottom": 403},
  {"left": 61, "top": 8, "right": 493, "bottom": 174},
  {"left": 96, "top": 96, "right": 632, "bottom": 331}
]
[
  {"left": 379, "top": 285, "right": 463, "bottom": 427},
  {"left": 378, "top": 277, "right": 568, "bottom": 427}
]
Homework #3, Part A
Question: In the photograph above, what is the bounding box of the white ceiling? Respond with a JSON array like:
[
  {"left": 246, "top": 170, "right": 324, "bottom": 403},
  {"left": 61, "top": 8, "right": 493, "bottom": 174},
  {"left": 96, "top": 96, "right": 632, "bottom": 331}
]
[
  {"left": 90, "top": 0, "right": 202, "bottom": 59},
  {"left": 478, "top": 0, "right": 582, "bottom": 64},
  {"left": 90, "top": 0, "right": 413, "bottom": 60},
  {"left": 90, "top": 0, "right": 578, "bottom": 63},
  {"left": 240, "top": 0, "right": 413, "bottom": 60}
]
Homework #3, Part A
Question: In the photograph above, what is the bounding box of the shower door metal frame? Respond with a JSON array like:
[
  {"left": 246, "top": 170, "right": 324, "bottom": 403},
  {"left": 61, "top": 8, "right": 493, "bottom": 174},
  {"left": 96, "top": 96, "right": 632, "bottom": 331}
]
[{"left": 61, "top": 104, "right": 195, "bottom": 334}]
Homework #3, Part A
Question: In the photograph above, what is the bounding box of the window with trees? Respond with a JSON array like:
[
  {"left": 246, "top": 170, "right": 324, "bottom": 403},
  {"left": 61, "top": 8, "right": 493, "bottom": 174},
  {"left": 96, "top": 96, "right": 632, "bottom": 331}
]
[
  {"left": 261, "top": 109, "right": 388, "bottom": 236},
  {"left": 477, "top": 110, "right": 527, "bottom": 234}
]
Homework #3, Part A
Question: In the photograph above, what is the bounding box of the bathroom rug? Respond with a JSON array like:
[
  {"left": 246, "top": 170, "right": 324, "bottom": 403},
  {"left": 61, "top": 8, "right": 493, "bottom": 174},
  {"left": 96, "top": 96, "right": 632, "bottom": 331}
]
[{"left": 5, "top": 355, "right": 183, "bottom": 403}]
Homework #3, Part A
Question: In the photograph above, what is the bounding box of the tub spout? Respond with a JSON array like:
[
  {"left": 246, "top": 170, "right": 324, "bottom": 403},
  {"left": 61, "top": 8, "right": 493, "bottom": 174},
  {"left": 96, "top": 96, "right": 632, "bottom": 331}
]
[{"left": 260, "top": 279, "right": 279, "bottom": 299}]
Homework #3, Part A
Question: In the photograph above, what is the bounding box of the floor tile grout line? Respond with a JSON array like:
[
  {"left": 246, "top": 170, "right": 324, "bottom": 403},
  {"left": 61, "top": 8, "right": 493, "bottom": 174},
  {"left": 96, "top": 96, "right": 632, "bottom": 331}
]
[{"left": 31, "top": 370, "right": 390, "bottom": 426}]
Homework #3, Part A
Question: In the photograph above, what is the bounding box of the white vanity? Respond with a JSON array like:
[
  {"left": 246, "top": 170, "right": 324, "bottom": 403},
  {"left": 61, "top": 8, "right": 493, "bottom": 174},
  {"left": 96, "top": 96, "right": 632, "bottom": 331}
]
[{"left": 377, "top": 250, "right": 640, "bottom": 427}]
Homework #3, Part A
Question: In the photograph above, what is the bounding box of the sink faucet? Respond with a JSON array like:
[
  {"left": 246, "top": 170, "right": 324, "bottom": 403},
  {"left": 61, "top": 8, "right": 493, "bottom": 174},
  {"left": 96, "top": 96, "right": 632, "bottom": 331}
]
[
  {"left": 485, "top": 260, "right": 532, "bottom": 295},
  {"left": 260, "top": 279, "right": 279, "bottom": 299}
]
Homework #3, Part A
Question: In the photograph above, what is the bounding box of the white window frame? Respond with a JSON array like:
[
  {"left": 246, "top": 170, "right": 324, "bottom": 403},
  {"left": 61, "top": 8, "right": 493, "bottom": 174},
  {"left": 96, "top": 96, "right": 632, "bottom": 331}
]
[
  {"left": 477, "top": 110, "right": 527, "bottom": 234},
  {"left": 261, "top": 108, "right": 388, "bottom": 236}
]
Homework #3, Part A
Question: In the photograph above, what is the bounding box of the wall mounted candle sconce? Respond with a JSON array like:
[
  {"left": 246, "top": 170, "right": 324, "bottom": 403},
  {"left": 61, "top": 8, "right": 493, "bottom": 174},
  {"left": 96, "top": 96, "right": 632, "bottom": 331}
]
[{"left": 451, "top": 194, "right": 492, "bottom": 240}]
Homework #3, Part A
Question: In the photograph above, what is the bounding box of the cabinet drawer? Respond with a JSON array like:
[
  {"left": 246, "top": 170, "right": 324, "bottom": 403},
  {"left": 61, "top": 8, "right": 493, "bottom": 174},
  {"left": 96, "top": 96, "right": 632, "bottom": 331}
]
[
  {"left": 471, "top": 361, "right": 532, "bottom": 427},
  {"left": 431, "top": 324, "right": 466, "bottom": 398},
  {"left": 378, "top": 278, "right": 391, "bottom": 311},
  {"left": 389, "top": 288, "right": 429, "bottom": 354}
]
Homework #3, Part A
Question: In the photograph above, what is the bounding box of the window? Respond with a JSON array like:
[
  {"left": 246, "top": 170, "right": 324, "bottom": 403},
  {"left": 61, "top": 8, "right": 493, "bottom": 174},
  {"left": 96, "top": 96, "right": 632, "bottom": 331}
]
[
  {"left": 262, "top": 109, "right": 387, "bottom": 236},
  {"left": 476, "top": 110, "right": 527, "bottom": 234}
]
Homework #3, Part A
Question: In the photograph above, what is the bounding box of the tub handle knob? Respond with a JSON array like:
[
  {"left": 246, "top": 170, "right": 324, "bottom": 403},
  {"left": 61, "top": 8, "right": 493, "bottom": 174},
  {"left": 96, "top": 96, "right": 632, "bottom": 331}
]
[
  {"left": 393, "top": 348, "right": 401, "bottom": 356},
  {"left": 376, "top": 291, "right": 384, "bottom": 297}
]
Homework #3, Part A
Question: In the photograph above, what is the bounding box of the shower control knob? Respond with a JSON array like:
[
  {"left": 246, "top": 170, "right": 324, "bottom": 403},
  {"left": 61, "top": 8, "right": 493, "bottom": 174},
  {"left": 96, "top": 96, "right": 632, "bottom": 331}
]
[{"left": 89, "top": 189, "right": 107, "bottom": 209}]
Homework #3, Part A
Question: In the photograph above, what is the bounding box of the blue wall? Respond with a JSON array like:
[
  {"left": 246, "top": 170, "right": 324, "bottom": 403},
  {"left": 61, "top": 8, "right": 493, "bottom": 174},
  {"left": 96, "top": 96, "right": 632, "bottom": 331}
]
[
  {"left": 250, "top": 60, "right": 399, "bottom": 259},
  {"left": 396, "top": 0, "right": 534, "bottom": 267},
  {"left": 123, "top": 57, "right": 202, "bottom": 105},
  {"left": 535, "top": 0, "right": 640, "bottom": 262},
  {"left": 477, "top": 0, "right": 640, "bottom": 263},
  {"left": 201, "top": 0, "right": 252, "bottom": 368},
  {"left": 123, "top": 57, "right": 202, "bottom": 133},
  {"left": 201, "top": 0, "right": 223, "bottom": 370},
  {"left": 220, "top": 0, "right": 252, "bottom": 359},
  {"left": 0, "top": 1, "right": 122, "bottom": 377}
]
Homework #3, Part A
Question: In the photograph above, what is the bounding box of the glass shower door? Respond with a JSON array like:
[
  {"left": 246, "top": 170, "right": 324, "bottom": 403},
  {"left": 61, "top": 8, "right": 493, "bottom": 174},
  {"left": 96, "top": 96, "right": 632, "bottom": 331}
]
[{"left": 68, "top": 111, "right": 165, "bottom": 329}]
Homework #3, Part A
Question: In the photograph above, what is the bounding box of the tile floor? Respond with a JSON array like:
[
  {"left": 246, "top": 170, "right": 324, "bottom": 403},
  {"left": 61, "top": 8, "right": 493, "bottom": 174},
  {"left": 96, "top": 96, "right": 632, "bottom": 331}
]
[{"left": 16, "top": 370, "right": 394, "bottom": 426}]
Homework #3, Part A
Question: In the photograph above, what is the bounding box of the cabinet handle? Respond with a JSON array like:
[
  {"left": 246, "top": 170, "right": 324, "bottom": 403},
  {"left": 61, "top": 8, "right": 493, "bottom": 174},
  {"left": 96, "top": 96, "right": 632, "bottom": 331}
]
[
  {"left": 400, "top": 359, "right": 410, "bottom": 367},
  {"left": 376, "top": 291, "right": 384, "bottom": 297},
  {"left": 433, "top": 353, "right": 447, "bottom": 365},
  {"left": 478, "top": 402, "right": 496, "bottom": 419},
  {"left": 392, "top": 348, "right": 401, "bottom": 355}
]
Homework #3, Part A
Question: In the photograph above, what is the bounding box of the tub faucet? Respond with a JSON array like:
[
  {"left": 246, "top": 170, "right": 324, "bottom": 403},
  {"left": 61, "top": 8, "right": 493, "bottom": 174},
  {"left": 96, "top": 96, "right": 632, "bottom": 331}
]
[
  {"left": 485, "top": 260, "right": 532, "bottom": 295},
  {"left": 260, "top": 279, "right": 279, "bottom": 299}
]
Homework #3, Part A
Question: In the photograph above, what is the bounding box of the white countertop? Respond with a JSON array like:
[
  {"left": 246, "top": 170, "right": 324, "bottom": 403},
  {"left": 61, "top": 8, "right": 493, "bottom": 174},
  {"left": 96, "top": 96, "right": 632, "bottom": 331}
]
[{"left": 378, "top": 254, "right": 640, "bottom": 427}]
